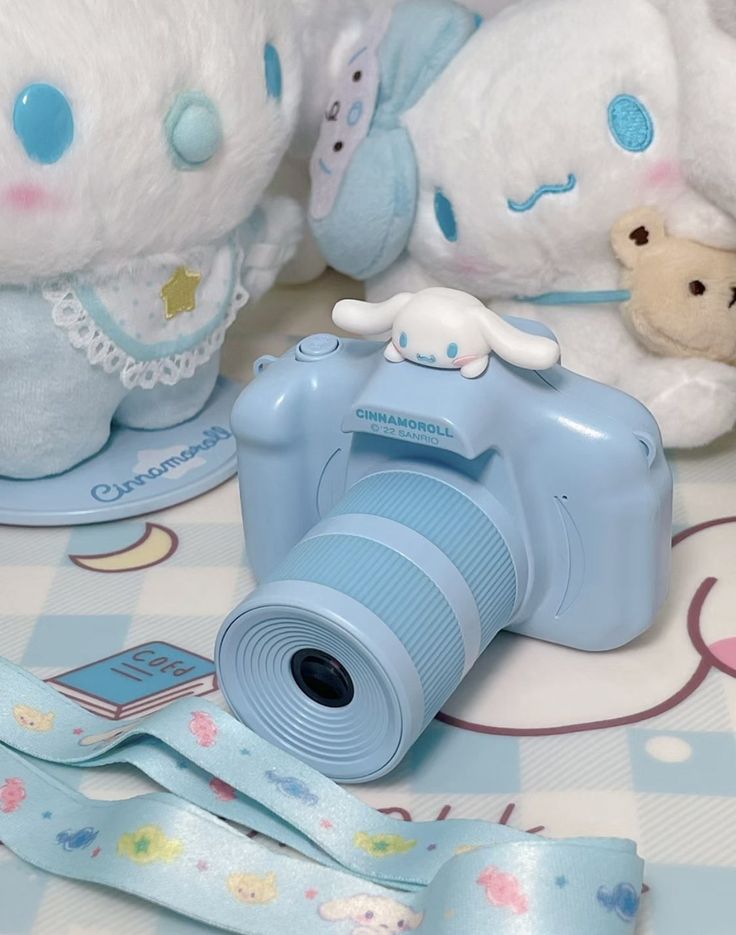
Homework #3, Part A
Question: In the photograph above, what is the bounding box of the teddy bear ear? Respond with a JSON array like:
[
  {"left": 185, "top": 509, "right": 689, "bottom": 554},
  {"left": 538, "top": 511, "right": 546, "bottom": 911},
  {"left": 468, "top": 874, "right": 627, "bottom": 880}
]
[{"left": 611, "top": 207, "right": 668, "bottom": 268}]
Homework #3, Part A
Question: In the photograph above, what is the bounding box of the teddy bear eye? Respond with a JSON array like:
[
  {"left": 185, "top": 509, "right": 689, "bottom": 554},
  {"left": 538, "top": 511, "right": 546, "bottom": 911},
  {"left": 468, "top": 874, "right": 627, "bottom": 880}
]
[
  {"left": 399, "top": 332, "right": 408, "bottom": 349},
  {"left": 689, "top": 280, "right": 707, "bottom": 296},
  {"left": 365, "top": 911, "right": 374, "bottom": 919},
  {"left": 447, "top": 343, "right": 459, "bottom": 359}
]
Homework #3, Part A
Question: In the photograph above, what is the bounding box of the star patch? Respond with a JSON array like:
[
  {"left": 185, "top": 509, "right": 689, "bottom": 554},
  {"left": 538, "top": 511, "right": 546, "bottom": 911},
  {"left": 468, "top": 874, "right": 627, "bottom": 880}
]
[{"left": 161, "top": 267, "right": 202, "bottom": 320}]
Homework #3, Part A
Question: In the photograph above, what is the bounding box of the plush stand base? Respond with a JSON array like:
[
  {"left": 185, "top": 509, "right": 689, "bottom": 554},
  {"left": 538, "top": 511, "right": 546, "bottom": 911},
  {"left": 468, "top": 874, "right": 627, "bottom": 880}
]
[{"left": 0, "top": 377, "right": 242, "bottom": 527}]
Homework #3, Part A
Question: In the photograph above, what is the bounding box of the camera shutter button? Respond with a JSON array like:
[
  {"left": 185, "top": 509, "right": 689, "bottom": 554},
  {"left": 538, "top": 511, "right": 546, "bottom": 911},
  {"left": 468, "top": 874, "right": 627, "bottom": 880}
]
[{"left": 297, "top": 334, "right": 340, "bottom": 360}]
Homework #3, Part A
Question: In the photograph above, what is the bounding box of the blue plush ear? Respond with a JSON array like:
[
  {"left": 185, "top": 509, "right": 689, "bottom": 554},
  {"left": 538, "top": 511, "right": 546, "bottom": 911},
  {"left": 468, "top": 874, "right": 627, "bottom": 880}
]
[{"left": 309, "top": 0, "right": 479, "bottom": 280}]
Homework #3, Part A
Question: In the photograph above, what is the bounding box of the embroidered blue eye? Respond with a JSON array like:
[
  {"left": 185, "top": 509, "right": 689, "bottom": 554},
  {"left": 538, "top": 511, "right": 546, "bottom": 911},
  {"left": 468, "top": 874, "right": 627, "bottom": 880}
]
[
  {"left": 447, "top": 342, "right": 458, "bottom": 359},
  {"left": 608, "top": 95, "right": 654, "bottom": 153},
  {"left": 265, "top": 43, "right": 283, "bottom": 101},
  {"left": 165, "top": 92, "right": 223, "bottom": 170},
  {"left": 13, "top": 83, "right": 74, "bottom": 164},
  {"left": 399, "top": 332, "right": 408, "bottom": 349},
  {"left": 434, "top": 189, "right": 458, "bottom": 242}
]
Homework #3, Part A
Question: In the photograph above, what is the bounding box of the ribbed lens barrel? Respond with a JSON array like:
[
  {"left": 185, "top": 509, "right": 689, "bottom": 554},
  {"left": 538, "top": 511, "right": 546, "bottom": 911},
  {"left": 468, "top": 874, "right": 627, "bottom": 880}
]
[{"left": 216, "top": 471, "right": 518, "bottom": 782}]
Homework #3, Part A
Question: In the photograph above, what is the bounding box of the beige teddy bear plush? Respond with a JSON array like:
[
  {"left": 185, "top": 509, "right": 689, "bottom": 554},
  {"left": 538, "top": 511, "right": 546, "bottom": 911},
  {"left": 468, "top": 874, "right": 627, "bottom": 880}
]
[{"left": 612, "top": 207, "right": 736, "bottom": 366}]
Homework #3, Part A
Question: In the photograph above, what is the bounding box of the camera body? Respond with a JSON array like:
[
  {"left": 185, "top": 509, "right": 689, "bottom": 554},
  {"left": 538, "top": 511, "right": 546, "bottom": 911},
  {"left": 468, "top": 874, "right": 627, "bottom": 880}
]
[{"left": 217, "top": 320, "right": 672, "bottom": 781}]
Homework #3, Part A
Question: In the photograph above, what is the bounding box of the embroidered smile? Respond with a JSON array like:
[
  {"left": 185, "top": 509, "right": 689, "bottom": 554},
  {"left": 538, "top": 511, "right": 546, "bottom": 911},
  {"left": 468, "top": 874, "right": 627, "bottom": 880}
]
[{"left": 507, "top": 174, "right": 577, "bottom": 213}]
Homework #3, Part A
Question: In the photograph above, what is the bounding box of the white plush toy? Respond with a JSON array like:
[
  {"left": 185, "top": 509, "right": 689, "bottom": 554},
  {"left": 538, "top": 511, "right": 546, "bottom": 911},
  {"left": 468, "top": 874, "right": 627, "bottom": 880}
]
[
  {"left": 309, "top": 0, "right": 736, "bottom": 448},
  {"left": 0, "top": 0, "right": 306, "bottom": 480},
  {"left": 333, "top": 287, "right": 560, "bottom": 378},
  {"left": 0, "top": 0, "right": 397, "bottom": 481},
  {"left": 652, "top": 0, "right": 736, "bottom": 222}
]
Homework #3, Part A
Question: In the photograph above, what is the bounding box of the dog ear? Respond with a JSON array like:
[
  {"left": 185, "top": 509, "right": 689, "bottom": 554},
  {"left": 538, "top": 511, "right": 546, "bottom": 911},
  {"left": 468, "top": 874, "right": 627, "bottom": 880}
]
[
  {"left": 318, "top": 898, "right": 355, "bottom": 922},
  {"left": 474, "top": 307, "right": 560, "bottom": 371},
  {"left": 611, "top": 207, "right": 668, "bottom": 269},
  {"left": 333, "top": 293, "right": 413, "bottom": 334},
  {"left": 309, "top": 1, "right": 480, "bottom": 280}
]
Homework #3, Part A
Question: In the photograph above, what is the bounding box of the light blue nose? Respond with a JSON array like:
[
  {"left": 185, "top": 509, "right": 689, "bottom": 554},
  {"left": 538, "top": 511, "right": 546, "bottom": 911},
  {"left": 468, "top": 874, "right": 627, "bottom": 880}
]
[
  {"left": 416, "top": 353, "right": 437, "bottom": 364},
  {"left": 13, "top": 83, "right": 74, "bottom": 164}
]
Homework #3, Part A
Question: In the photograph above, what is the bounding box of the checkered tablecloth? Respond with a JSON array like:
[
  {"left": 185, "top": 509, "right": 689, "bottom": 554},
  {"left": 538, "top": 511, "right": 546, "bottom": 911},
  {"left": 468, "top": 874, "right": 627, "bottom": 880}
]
[{"left": 1, "top": 273, "right": 734, "bottom": 935}]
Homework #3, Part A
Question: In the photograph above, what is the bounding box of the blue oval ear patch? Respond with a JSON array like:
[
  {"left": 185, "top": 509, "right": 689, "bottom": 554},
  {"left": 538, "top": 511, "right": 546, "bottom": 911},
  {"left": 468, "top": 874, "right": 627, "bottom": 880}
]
[
  {"left": 434, "top": 189, "right": 458, "bottom": 242},
  {"left": 166, "top": 92, "right": 223, "bottom": 169},
  {"left": 447, "top": 342, "right": 458, "bottom": 359},
  {"left": 13, "top": 83, "right": 74, "bottom": 165},
  {"left": 608, "top": 94, "right": 654, "bottom": 153},
  {"left": 265, "top": 43, "right": 283, "bottom": 101}
]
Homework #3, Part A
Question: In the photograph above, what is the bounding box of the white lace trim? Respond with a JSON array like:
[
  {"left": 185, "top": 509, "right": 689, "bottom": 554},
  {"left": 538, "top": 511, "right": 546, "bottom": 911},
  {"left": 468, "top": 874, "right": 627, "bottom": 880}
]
[{"left": 44, "top": 286, "right": 241, "bottom": 391}]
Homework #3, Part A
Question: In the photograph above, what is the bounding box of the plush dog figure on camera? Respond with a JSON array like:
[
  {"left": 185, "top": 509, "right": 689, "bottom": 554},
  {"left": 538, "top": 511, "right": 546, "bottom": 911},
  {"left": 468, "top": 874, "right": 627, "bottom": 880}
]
[
  {"left": 310, "top": 0, "right": 736, "bottom": 448},
  {"left": 612, "top": 208, "right": 736, "bottom": 366}
]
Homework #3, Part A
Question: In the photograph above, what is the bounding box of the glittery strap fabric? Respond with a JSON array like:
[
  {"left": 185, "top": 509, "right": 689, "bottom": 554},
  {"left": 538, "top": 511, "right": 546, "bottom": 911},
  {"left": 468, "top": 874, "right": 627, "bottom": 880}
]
[{"left": 0, "top": 658, "right": 644, "bottom": 933}]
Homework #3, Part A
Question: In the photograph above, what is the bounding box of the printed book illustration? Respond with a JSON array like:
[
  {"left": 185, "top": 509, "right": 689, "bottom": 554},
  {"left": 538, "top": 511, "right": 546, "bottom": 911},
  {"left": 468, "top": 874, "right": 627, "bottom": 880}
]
[{"left": 47, "top": 642, "right": 218, "bottom": 720}]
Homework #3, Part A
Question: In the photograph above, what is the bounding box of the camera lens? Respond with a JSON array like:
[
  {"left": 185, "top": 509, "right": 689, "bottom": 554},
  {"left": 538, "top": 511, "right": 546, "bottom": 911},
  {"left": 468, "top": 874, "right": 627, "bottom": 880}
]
[
  {"left": 290, "top": 648, "right": 354, "bottom": 708},
  {"left": 216, "top": 470, "right": 518, "bottom": 781}
]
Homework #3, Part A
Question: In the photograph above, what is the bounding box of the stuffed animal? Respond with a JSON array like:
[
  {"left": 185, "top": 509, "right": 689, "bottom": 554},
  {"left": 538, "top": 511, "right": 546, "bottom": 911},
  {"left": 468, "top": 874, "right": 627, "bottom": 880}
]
[
  {"left": 309, "top": 0, "right": 736, "bottom": 448},
  {"left": 333, "top": 287, "right": 560, "bottom": 377},
  {"left": 612, "top": 208, "right": 736, "bottom": 366},
  {"left": 652, "top": 0, "right": 736, "bottom": 223},
  {"left": 0, "top": 0, "right": 301, "bottom": 479},
  {"left": 0, "top": 0, "right": 395, "bottom": 481}
]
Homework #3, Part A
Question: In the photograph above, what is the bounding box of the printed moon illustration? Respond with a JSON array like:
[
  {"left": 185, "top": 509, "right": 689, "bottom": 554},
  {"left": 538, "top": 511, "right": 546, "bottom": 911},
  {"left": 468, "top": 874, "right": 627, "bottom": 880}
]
[
  {"left": 69, "top": 522, "right": 178, "bottom": 573},
  {"left": 439, "top": 518, "right": 736, "bottom": 735}
]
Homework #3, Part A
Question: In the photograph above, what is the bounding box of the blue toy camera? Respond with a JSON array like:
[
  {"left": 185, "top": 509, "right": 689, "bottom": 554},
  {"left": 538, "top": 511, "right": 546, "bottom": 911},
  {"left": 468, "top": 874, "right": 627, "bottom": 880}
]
[{"left": 216, "top": 318, "right": 672, "bottom": 782}]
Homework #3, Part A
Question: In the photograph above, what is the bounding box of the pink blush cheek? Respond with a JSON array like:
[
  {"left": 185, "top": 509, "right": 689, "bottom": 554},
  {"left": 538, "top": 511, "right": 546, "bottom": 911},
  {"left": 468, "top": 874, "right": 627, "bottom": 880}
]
[
  {"left": 2, "top": 184, "right": 60, "bottom": 212},
  {"left": 645, "top": 160, "right": 683, "bottom": 189}
]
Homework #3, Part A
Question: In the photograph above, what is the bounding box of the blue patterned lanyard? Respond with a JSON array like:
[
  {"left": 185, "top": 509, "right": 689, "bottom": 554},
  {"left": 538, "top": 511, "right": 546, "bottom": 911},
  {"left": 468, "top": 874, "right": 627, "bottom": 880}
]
[{"left": 0, "top": 657, "right": 643, "bottom": 933}]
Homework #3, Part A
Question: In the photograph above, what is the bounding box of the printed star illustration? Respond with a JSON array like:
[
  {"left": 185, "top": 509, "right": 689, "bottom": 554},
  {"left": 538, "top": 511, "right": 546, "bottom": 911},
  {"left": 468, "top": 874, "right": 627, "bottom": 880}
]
[{"left": 161, "top": 266, "right": 202, "bottom": 320}]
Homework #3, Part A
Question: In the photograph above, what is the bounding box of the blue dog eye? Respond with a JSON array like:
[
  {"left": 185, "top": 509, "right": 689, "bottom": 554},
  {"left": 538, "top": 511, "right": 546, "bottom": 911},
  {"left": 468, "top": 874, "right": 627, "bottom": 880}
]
[
  {"left": 13, "top": 83, "right": 74, "bottom": 164},
  {"left": 166, "top": 92, "right": 223, "bottom": 169},
  {"left": 399, "top": 331, "right": 408, "bottom": 348},
  {"left": 265, "top": 43, "right": 283, "bottom": 101},
  {"left": 447, "top": 342, "right": 458, "bottom": 359},
  {"left": 608, "top": 94, "right": 654, "bottom": 153},
  {"left": 434, "top": 189, "right": 458, "bottom": 242}
]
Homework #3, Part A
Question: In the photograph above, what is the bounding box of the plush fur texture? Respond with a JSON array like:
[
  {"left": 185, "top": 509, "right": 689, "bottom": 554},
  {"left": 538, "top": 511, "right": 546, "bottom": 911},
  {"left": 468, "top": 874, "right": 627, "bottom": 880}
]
[
  {"left": 0, "top": 0, "right": 312, "bottom": 479},
  {"left": 612, "top": 208, "right": 736, "bottom": 365},
  {"left": 653, "top": 0, "right": 736, "bottom": 221},
  {"left": 358, "top": 0, "right": 736, "bottom": 448},
  {"left": 0, "top": 0, "right": 302, "bottom": 282}
]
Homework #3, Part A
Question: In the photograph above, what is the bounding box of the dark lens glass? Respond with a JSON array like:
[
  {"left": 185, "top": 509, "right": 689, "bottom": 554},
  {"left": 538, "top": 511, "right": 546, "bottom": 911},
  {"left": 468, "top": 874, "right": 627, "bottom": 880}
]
[{"left": 291, "top": 649, "right": 354, "bottom": 708}]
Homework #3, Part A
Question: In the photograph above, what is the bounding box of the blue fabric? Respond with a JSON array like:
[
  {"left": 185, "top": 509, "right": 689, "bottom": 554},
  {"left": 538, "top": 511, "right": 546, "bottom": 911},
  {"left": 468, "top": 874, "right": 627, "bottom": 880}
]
[{"left": 0, "top": 656, "right": 645, "bottom": 933}]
